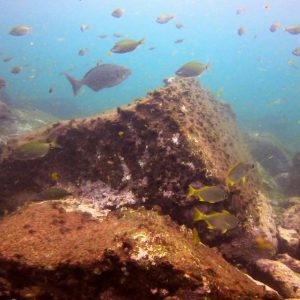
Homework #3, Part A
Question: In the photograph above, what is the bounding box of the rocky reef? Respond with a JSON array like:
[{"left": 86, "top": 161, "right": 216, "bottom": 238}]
[{"left": 0, "top": 78, "right": 299, "bottom": 299}]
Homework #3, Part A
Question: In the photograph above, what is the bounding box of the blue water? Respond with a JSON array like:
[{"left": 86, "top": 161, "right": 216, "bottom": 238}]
[{"left": 1, "top": 0, "right": 299, "bottom": 149}]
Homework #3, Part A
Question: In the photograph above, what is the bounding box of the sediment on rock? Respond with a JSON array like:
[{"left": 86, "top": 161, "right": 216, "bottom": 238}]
[{"left": 0, "top": 202, "right": 282, "bottom": 300}]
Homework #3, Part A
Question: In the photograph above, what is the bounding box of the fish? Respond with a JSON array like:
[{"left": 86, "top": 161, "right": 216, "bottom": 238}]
[
  {"left": 98, "top": 34, "right": 107, "bottom": 39},
  {"left": 174, "top": 39, "right": 184, "bottom": 44},
  {"left": 113, "top": 32, "right": 124, "bottom": 38},
  {"left": 78, "top": 48, "right": 88, "bottom": 56},
  {"left": 80, "top": 24, "right": 89, "bottom": 32},
  {"left": 175, "top": 61, "right": 210, "bottom": 77},
  {"left": 187, "top": 185, "right": 226, "bottom": 203},
  {"left": 37, "top": 187, "right": 71, "bottom": 200},
  {"left": 156, "top": 14, "right": 175, "bottom": 24},
  {"left": 0, "top": 78, "right": 6, "bottom": 90},
  {"left": 288, "top": 59, "right": 299, "bottom": 69},
  {"left": 237, "top": 27, "right": 246, "bottom": 36},
  {"left": 13, "top": 141, "right": 60, "bottom": 160},
  {"left": 11, "top": 66, "right": 23, "bottom": 74},
  {"left": 269, "top": 22, "right": 281, "bottom": 32},
  {"left": 292, "top": 47, "right": 300, "bottom": 56},
  {"left": 111, "top": 39, "right": 144, "bottom": 54},
  {"left": 226, "top": 162, "right": 255, "bottom": 187},
  {"left": 9, "top": 25, "right": 32, "bottom": 36},
  {"left": 176, "top": 22, "right": 183, "bottom": 29},
  {"left": 51, "top": 172, "right": 59, "bottom": 182},
  {"left": 48, "top": 87, "right": 54, "bottom": 93},
  {"left": 65, "top": 63, "right": 131, "bottom": 96},
  {"left": 217, "top": 86, "right": 223, "bottom": 98},
  {"left": 149, "top": 46, "right": 156, "bottom": 51},
  {"left": 236, "top": 7, "right": 246, "bottom": 15},
  {"left": 263, "top": 3, "right": 271, "bottom": 9},
  {"left": 111, "top": 8, "right": 124, "bottom": 18},
  {"left": 3, "top": 57, "right": 13, "bottom": 62},
  {"left": 193, "top": 208, "right": 239, "bottom": 234},
  {"left": 255, "top": 236, "right": 274, "bottom": 250},
  {"left": 285, "top": 25, "right": 300, "bottom": 35}
]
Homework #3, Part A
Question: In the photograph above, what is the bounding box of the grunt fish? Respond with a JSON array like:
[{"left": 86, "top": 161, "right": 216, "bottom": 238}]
[
  {"left": 176, "top": 61, "right": 210, "bottom": 77},
  {"left": 9, "top": 25, "right": 32, "bottom": 36},
  {"left": 226, "top": 162, "right": 255, "bottom": 187},
  {"left": 112, "top": 8, "right": 124, "bottom": 18},
  {"left": 188, "top": 185, "right": 226, "bottom": 204},
  {"left": 285, "top": 25, "right": 300, "bottom": 35},
  {"left": 156, "top": 14, "right": 175, "bottom": 24},
  {"left": 111, "top": 39, "right": 144, "bottom": 54}
]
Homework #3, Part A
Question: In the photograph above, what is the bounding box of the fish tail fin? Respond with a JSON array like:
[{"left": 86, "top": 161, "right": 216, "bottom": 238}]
[
  {"left": 65, "top": 73, "right": 82, "bottom": 96},
  {"left": 139, "top": 38, "right": 145, "bottom": 45},
  {"left": 193, "top": 208, "right": 206, "bottom": 222},
  {"left": 187, "top": 185, "right": 196, "bottom": 197}
]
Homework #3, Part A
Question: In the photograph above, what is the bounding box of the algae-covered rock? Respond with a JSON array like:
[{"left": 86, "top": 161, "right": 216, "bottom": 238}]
[
  {"left": 0, "top": 202, "right": 282, "bottom": 300},
  {"left": 0, "top": 78, "right": 278, "bottom": 265}
]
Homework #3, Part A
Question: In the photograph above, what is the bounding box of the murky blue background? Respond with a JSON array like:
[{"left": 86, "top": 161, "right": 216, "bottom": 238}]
[{"left": 1, "top": 0, "right": 299, "bottom": 149}]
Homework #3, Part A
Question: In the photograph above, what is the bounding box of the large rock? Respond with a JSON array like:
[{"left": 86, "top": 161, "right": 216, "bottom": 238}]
[
  {"left": 0, "top": 202, "right": 280, "bottom": 300},
  {"left": 255, "top": 259, "right": 300, "bottom": 298},
  {"left": 277, "top": 227, "right": 299, "bottom": 257},
  {"left": 0, "top": 80, "right": 277, "bottom": 264},
  {"left": 282, "top": 204, "right": 300, "bottom": 232}
]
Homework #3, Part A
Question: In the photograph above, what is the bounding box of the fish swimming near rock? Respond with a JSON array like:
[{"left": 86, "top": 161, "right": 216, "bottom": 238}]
[
  {"left": 13, "top": 141, "right": 60, "bottom": 160},
  {"left": 188, "top": 185, "right": 226, "bottom": 203},
  {"left": 111, "top": 39, "right": 144, "bottom": 54},
  {"left": 175, "top": 61, "right": 210, "bottom": 77},
  {"left": 36, "top": 187, "right": 71, "bottom": 200},
  {"left": 285, "top": 25, "right": 300, "bottom": 35},
  {"left": 193, "top": 208, "right": 239, "bottom": 234},
  {"left": 226, "top": 161, "right": 255, "bottom": 187},
  {"left": 65, "top": 63, "right": 131, "bottom": 96},
  {"left": 9, "top": 25, "right": 32, "bottom": 36},
  {"left": 292, "top": 47, "right": 300, "bottom": 56}
]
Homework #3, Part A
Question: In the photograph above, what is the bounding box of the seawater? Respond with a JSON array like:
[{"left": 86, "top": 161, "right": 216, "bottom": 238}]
[{"left": 1, "top": 0, "right": 299, "bottom": 149}]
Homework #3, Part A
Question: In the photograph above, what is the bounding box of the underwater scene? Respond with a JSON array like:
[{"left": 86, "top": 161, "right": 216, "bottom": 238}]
[{"left": 0, "top": 0, "right": 300, "bottom": 299}]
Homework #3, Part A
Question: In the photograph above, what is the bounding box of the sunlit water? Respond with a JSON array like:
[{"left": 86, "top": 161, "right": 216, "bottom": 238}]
[{"left": 1, "top": 0, "right": 299, "bottom": 149}]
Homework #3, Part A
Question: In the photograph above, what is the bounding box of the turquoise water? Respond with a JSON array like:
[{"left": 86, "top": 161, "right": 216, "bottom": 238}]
[{"left": 1, "top": 0, "right": 299, "bottom": 149}]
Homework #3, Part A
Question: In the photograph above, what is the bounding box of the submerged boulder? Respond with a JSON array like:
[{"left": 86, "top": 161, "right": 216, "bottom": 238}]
[
  {"left": 0, "top": 79, "right": 278, "bottom": 285},
  {"left": 0, "top": 201, "right": 281, "bottom": 300}
]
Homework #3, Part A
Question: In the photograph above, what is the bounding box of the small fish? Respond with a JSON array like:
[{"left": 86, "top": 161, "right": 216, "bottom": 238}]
[
  {"left": 292, "top": 47, "right": 300, "bottom": 56},
  {"left": 193, "top": 208, "right": 239, "bottom": 234},
  {"left": 263, "top": 3, "right": 271, "bottom": 9},
  {"left": 0, "top": 78, "right": 6, "bottom": 90},
  {"left": 156, "top": 14, "right": 175, "bottom": 24},
  {"left": 226, "top": 162, "right": 255, "bottom": 187},
  {"left": 98, "top": 34, "right": 107, "bottom": 39},
  {"left": 217, "top": 86, "right": 223, "bottom": 98},
  {"left": 174, "top": 38, "right": 184, "bottom": 44},
  {"left": 37, "top": 187, "right": 71, "bottom": 200},
  {"left": 65, "top": 63, "right": 131, "bottom": 96},
  {"left": 9, "top": 25, "right": 32, "bottom": 36},
  {"left": 113, "top": 32, "right": 124, "bottom": 38},
  {"left": 50, "top": 172, "right": 59, "bottom": 182},
  {"left": 11, "top": 66, "right": 23, "bottom": 74},
  {"left": 111, "top": 39, "right": 144, "bottom": 54},
  {"left": 48, "top": 86, "right": 54, "bottom": 93},
  {"left": 285, "top": 25, "right": 300, "bottom": 35},
  {"left": 236, "top": 7, "right": 246, "bottom": 15},
  {"left": 80, "top": 24, "right": 89, "bottom": 32},
  {"left": 176, "top": 22, "right": 183, "bottom": 29},
  {"left": 149, "top": 46, "right": 156, "bottom": 51},
  {"left": 175, "top": 61, "right": 210, "bottom": 77},
  {"left": 237, "top": 27, "right": 246, "bottom": 36},
  {"left": 188, "top": 185, "right": 226, "bottom": 203},
  {"left": 288, "top": 59, "right": 299, "bottom": 68},
  {"left": 111, "top": 8, "right": 124, "bottom": 18},
  {"left": 269, "top": 22, "right": 281, "bottom": 32},
  {"left": 3, "top": 56, "right": 13, "bottom": 62},
  {"left": 78, "top": 48, "right": 88, "bottom": 56},
  {"left": 268, "top": 98, "right": 285, "bottom": 106},
  {"left": 13, "top": 141, "right": 60, "bottom": 160},
  {"left": 255, "top": 236, "right": 274, "bottom": 250}
]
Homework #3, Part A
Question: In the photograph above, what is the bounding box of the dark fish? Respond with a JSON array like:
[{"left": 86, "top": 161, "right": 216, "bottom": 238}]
[
  {"left": 3, "top": 57, "right": 13, "bottom": 62},
  {"left": 113, "top": 32, "right": 124, "bottom": 38},
  {"left": 176, "top": 22, "right": 183, "bottom": 29},
  {"left": 270, "top": 22, "right": 281, "bottom": 32},
  {"left": 80, "top": 24, "right": 89, "bottom": 32},
  {"left": 98, "top": 34, "right": 107, "bottom": 39},
  {"left": 149, "top": 46, "right": 156, "bottom": 51},
  {"left": 78, "top": 48, "right": 88, "bottom": 56},
  {"left": 11, "top": 66, "right": 22, "bottom": 74},
  {"left": 48, "top": 87, "right": 54, "bottom": 93},
  {"left": 65, "top": 63, "right": 131, "bottom": 96},
  {"left": 112, "top": 8, "right": 124, "bottom": 18},
  {"left": 236, "top": 7, "right": 245, "bottom": 15},
  {"left": 0, "top": 78, "right": 6, "bottom": 90},
  {"left": 175, "top": 38, "right": 184, "bottom": 44},
  {"left": 9, "top": 25, "right": 32, "bottom": 36}
]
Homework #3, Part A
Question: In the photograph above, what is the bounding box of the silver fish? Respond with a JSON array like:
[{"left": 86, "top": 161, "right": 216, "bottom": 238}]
[{"left": 65, "top": 63, "right": 131, "bottom": 96}]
